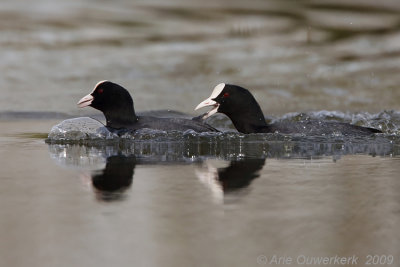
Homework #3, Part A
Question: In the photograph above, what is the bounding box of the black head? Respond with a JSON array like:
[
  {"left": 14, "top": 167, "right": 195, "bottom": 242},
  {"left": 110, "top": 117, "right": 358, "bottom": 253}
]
[
  {"left": 195, "top": 83, "right": 268, "bottom": 133},
  {"left": 77, "top": 80, "right": 138, "bottom": 128}
]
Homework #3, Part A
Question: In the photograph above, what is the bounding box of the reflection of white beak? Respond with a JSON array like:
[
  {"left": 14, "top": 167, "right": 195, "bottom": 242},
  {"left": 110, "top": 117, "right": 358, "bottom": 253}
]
[
  {"left": 77, "top": 94, "right": 94, "bottom": 108},
  {"left": 195, "top": 161, "right": 223, "bottom": 203},
  {"left": 194, "top": 83, "right": 225, "bottom": 119}
]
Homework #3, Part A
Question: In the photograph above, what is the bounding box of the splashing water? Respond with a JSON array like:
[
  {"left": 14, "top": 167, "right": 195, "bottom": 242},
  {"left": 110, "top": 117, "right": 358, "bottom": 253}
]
[{"left": 46, "top": 110, "right": 400, "bottom": 145}]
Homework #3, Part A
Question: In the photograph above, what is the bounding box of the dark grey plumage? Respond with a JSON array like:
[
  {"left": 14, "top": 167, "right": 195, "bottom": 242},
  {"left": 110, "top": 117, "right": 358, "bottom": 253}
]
[{"left": 267, "top": 120, "right": 381, "bottom": 136}]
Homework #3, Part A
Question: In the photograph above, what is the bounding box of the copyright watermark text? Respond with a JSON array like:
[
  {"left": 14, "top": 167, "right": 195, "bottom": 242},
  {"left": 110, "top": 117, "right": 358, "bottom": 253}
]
[{"left": 256, "top": 254, "right": 395, "bottom": 265}]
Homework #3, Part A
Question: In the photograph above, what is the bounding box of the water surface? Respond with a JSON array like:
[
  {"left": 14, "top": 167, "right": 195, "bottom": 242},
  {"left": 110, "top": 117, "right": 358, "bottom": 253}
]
[
  {"left": 1, "top": 117, "right": 400, "bottom": 267},
  {"left": 1, "top": 0, "right": 400, "bottom": 266}
]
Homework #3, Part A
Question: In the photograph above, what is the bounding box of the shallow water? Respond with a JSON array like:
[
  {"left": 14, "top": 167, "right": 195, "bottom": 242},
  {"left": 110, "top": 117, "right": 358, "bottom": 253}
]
[{"left": 2, "top": 0, "right": 400, "bottom": 266}]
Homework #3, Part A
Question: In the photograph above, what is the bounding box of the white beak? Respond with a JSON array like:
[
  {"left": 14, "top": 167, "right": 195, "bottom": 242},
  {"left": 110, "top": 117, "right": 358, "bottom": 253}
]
[
  {"left": 195, "top": 98, "right": 219, "bottom": 119},
  {"left": 77, "top": 94, "right": 94, "bottom": 108},
  {"left": 194, "top": 83, "right": 225, "bottom": 119}
]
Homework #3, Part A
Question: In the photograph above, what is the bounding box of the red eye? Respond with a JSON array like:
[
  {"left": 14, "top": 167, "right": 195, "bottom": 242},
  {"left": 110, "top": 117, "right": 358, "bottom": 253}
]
[
  {"left": 223, "top": 92, "right": 229, "bottom": 98},
  {"left": 98, "top": 88, "right": 104, "bottom": 94}
]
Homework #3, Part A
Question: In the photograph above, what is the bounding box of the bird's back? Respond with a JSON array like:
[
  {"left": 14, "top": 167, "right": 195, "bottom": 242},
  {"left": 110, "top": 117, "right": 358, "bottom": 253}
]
[
  {"left": 267, "top": 120, "right": 381, "bottom": 136},
  {"left": 127, "top": 116, "right": 218, "bottom": 132}
]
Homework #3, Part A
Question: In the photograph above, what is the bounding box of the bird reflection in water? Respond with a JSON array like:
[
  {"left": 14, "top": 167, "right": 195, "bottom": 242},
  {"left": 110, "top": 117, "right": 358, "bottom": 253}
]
[
  {"left": 196, "top": 158, "right": 266, "bottom": 203},
  {"left": 87, "top": 154, "right": 265, "bottom": 203},
  {"left": 90, "top": 155, "right": 136, "bottom": 201}
]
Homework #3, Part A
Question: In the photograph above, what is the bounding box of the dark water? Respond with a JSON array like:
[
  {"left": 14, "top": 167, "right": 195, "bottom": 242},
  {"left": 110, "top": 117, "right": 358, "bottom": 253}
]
[{"left": 2, "top": 0, "right": 400, "bottom": 266}]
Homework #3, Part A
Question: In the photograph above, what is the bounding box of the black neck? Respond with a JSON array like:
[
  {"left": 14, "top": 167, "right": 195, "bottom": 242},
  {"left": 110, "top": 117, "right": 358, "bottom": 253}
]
[
  {"left": 226, "top": 104, "right": 270, "bottom": 134},
  {"left": 104, "top": 106, "right": 138, "bottom": 129}
]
